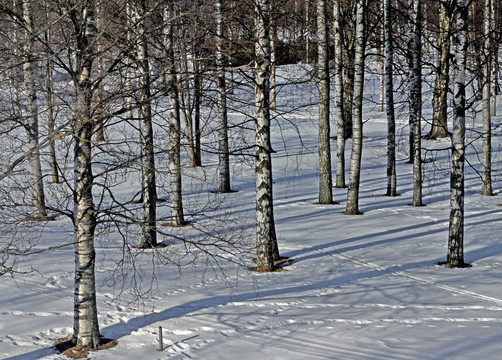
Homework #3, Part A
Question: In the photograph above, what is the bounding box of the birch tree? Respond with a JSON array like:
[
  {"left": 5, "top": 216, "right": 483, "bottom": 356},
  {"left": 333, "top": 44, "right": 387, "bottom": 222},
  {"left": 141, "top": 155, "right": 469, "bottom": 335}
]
[
  {"left": 481, "top": 0, "right": 493, "bottom": 196},
  {"left": 165, "top": 2, "right": 185, "bottom": 226},
  {"left": 334, "top": 0, "right": 345, "bottom": 189},
  {"left": 22, "top": 0, "right": 48, "bottom": 219},
  {"left": 384, "top": 0, "right": 396, "bottom": 196},
  {"left": 132, "top": 0, "right": 158, "bottom": 247},
  {"left": 254, "top": 0, "right": 281, "bottom": 271},
  {"left": 317, "top": 0, "right": 332, "bottom": 204},
  {"left": 345, "top": 0, "right": 365, "bottom": 215},
  {"left": 216, "top": 0, "right": 232, "bottom": 193},
  {"left": 446, "top": 0, "right": 469, "bottom": 268},
  {"left": 71, "top": 0, "right": 101, "bottom": 347},
  {"left": 428, "top": 0, "right": 454, "bottom": 140},
  {"left": 409, "top": 0, "right": 422, "bottom": 207}
]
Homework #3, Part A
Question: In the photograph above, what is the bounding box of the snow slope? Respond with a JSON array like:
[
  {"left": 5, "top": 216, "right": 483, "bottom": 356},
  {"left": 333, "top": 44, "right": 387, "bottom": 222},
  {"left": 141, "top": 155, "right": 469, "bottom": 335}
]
[{"left": 2, "top": 64, "right": 502, "bottom": 359}]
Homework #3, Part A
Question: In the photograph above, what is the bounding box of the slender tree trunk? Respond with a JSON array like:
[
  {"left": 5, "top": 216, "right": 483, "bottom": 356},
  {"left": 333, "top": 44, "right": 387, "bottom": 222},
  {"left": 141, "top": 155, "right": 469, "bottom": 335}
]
[
  {"left": 447, "top": 0, "right": 469, "bottom": 268},
  {"left": 305, "top": 0, "right": 310, "bottom": 63},
  {"left": 72, "top": 0, "right": 101, "bottom": 347},
  {"left": 334, "top": 0, "right": 345, "bottom": 188},
  {"left": 165, "top": 2, "right": 185, "bottom": 226},
  {"left": 384, "top": 0, "right": 397, "bottom": 197},
  {"left": 193, "top": 50, "right": 202, "bottom": 167},
  {"left": 481, "top": 0, "right": 493, "bottom": 196},
  {"left": 133, "top": 0, "right": 157, "bottom": 247},
  {"left": 254, "top": 0, "right": 280, "bottom": 271},
  {"left": 429, "top": 0, "right": 453, "bottom": 139},
  {"left": 45, "top": 0, "right": 59, "bottom": 184},
  {"left": 406, "top": 0, "right": 414, "bottom": 163},
  {"left": 345, "top": 0, "right": 365, "bottom": 215},
  {"left": 410, "top": 0, "right": 422, "bottom": 206},
  {"left": 216, "top": 0, "right": 232, "bottom": 192},
  {"left": 179, "top": 51, "right": 196, "bottom": 168},
  {"left": 95, "top": 1, "right": 105, "bottom": 142},
  {"left": 23, "top": 0, "right": 47, "bottom": 219},
  {"left": 270, "top": 13, "right": 277, "bottom": 111},
  {"left": 317, "top": 0, "right": 332, "bottom": 204}
]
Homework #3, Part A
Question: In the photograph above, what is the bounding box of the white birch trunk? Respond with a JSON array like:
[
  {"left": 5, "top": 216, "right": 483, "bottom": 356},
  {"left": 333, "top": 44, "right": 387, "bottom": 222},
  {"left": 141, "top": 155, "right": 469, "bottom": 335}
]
[
  {"left": 216, "top": 0, "right": 231, "bottom": 192},
  {"left": 133, "top": 0, "right": 157, "bottom": 246},
  {"left": 481, "top": 0, "right": 493, "bottom": 196},
  {"left": 410, "top": 0, "right": 422, "bottom": 207},
  {"left": 165, "top": 3, "right": 184, "bottom": 226},
  {"left": 73, "top": 0, "right": 101, "bottom": 347},
  {"left": 23, "top": 0, "right": 47, "bottom": 219},
  {"left": 384, "top": 0, "right": 397, "bottom": 197},
  {"left": 317, "top": 0, "right": 332, "bottom": 204},
  {"left": 447, "top": 0, "right": 469, "bottom": 268},
  {"left": 334, "top": 0, "right": 345, "bottom": 189},
  {"left": 345, "top": 0, "right": 365, "bottom": 215},
  {"left": 255, "top": 0, "right": 280, "bottom": 271},
  {"left": 429, "top": 0, "right": 453, "bottom": 139},
  {"left": 45, "top": 0, "right": 59, "bottom": 184}
]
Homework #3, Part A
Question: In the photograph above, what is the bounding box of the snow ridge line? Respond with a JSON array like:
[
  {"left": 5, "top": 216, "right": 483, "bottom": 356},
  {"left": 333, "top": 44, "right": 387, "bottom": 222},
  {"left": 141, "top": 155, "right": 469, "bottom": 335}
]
[{"left": 331, "top": 251, "right": 502, "bottom": 307}]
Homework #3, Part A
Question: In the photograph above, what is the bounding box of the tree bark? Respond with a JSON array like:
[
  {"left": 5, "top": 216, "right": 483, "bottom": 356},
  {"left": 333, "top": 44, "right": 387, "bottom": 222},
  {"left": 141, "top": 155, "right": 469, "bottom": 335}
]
[
  {"left": 334, "top": 0, "right": 345, "bottom": 188},
  {"left": 165, "top": 2, "right": 185, "bottom": 226},
  {"left": 45, "top": 0, "right": 59, "bottom": 184},
  {"left": 317, "top": 0, "right": 332, "bottom": 204},
  {"left": 345, "top": 0, "right": 365, "bottom": 215},
  {"left": 410, "top": 0, "right": 422, "bottom": 207},
  {"left": 23, "top": 0, "right": 47, "bottom": 219},
  {"left": 72, "top": 0, "right": 101, "bottom": 347},
  {"left": 133, "top": 0, "right": 157, "bottom": 247},
  {"left": 429, "top": 0, "right": 453, "bottom": 139},
  {"left": 447, "top": 0, "right": 469, "bottom": 268},
  {"left": 481, "top": 0, "right": 493, "bottom": 196},
  {"left": 384, "top": 0, "right": 397, "bottom": 197},
  {"left": 216, "top": 0, "right": 232, "bottom": 192},
  {"left": 254, "top": 0, "right": 280, "bottom": 271}
]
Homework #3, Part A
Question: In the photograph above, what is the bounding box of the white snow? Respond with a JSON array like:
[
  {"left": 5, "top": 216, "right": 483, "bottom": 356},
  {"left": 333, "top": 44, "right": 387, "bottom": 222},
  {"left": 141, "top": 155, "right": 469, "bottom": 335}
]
[{"left": 2, "top": 64, "right": 502, "bottom": 359}]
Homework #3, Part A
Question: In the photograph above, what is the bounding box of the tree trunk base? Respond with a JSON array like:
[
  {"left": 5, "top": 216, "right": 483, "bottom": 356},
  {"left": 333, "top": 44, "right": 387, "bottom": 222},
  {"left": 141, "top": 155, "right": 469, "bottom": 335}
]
[
  {"left": 55, "top": 337, "right": 117, "bottom": 358},
  {"left": 437, "top": 261, "right": 471, "bottom": 268}
]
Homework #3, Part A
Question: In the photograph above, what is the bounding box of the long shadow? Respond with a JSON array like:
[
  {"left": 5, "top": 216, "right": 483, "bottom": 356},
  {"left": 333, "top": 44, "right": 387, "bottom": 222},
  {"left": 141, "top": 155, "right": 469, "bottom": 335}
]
[{"left": 283, "top": 207, "right": 502, "bottom": 264}]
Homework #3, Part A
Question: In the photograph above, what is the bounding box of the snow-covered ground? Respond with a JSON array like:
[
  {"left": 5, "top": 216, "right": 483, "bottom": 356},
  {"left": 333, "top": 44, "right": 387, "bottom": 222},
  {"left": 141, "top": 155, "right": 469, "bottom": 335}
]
[{"left": 2, "top": 64, "right": 502, "bottom": 359}]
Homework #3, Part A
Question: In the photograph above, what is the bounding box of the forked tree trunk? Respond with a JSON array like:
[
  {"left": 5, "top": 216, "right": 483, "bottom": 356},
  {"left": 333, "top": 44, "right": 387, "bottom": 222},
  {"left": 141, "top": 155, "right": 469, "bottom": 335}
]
[
  {"left": 72, "top": 0, "right": 101, "bottom": 347},
  {"left": 133, "top": 0, "right": 157, "bottom": 247},
  {"left": 429, "top": 0, "right": 453, "bottom": 139},
  {"left": 23, "top": 0, "right": 47, "bottom": 219},
  {"left": 215, "top": 0, "right": 232, "bottom": 192},
  {"left": 345, "top": 0, "right": 365, "bottom": 215},
  {"left": 165, "top": 2, "right": 185, "bottom": 226},
  {"left": 334, "top": 0, "right": 345, "bottom": 189},
  {"left": 410, "top": 0, "right": 422, "bottom": 207},
  {"left": 317, "top": 0, "right": 332, "bottom": 204},
  {"left": 254, "top": 0, "right": 280, "bottom": 271},
  {"left": 447, "top": 0, "right": 469, "bottom": 268},
  {"left": 481, "top": 0, "right": 493, "bottom": 196},
  {"left": 384, "top": 0, "right": 397, "bottom": 197}
]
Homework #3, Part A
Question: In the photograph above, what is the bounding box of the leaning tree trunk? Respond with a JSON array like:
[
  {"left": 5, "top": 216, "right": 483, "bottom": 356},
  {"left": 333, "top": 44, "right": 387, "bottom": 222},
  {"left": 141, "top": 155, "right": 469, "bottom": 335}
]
[
  {"left": 133, "top": 0, "right": 157, "bottom": 247},
  {"left": 23, "top": 0, "right": 47, "bottom": 219},
  {"left": 254, "top": 0, "right": 280, "bottom": 272},
  {"left": 72, "top": 0, "right": 101, "bottom": 347},
  {"left": 215, "top": 0, "right": 232, "bottom": 192},
  {"left": 317, "top": 0, "right": 333, "bottom": 204},
  {"left": 334, "top": 0, "right": 345, "bottom": 188},
  {"left": 165, "top": 2, "right": 185, "bottom": 226},
  {"left": 481, "top": 0, "right": 493, "bottom": 196},
  {"left": 345, "top": 0, "right": 365, "bottom": 215},
  {"left": 384, "top": 0, "right": 397, "bottom": 197},
  {"left": 410, "top": 0, "right": 423, "bottom": 207},
  {"left": 447, "top": 0, "right": 469, "bottom": 268},
  {"left": 429, "top": 0, "right": 453, "bottom": 139}
]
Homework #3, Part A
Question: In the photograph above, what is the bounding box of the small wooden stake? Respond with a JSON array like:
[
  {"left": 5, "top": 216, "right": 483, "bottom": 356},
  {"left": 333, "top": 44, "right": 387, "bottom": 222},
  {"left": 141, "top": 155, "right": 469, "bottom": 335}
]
[{"left": 158, "top": 326, "right": 163, "bottom": 351}]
